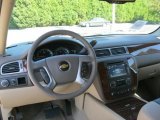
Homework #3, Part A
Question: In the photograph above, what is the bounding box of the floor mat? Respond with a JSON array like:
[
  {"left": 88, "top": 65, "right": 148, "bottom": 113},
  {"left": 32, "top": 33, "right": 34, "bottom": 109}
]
[
  {"left": 33, "top": 108, "right": 65, "bottom": 120},
  {"left": 17, "top": 103, "right": 66, "bottom": 120}
]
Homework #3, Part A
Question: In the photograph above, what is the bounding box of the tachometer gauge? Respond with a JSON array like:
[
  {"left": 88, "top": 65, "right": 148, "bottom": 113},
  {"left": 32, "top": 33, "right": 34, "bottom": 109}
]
[
  {"left": 34, "top": 49, "right": 53, "bottom": 60},
  {"left": 53, "top": 47, "right": 70, "bottom": 55}
]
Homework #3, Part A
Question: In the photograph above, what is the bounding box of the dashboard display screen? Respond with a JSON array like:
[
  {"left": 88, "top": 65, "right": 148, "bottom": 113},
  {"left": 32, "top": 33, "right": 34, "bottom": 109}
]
[{"left": 107, "top": 63, "right": 127, "bottom": 78}]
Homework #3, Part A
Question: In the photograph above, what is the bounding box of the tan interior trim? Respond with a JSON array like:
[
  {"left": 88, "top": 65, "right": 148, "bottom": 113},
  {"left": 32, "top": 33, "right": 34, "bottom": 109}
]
[
  {"left": 0, "top": 0, "right": 15, "bottom": 54},
  {"left": 0, "top": 86, "right": 54, "bottom": 108},
  {"left": 0, "top": 105, "right": 12, "bottom": 120},
  {"left": 75, "top": 84, "right": 102, "bottom": 110},
  {"left": 0, "top": 80, "right": 101, "bottom": 109},
  {"left": 54, "top": 82, "right": 81, "bottom": 94},
  {"left": 83, "top": 94, "right": 125, "bottom": 120}
]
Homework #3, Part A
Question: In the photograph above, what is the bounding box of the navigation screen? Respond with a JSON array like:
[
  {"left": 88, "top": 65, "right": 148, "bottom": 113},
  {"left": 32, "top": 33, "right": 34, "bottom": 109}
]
[{"left": 107, "top": 63, "right": 127, "bottom": 78}]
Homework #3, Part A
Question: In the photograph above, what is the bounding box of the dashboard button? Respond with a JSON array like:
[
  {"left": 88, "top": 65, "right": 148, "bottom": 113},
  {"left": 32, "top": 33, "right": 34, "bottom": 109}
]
[
  {"left": 110, "top": 81, "right": 116, "bottom": 88},
  {"left": 10, "top": 78, "right": 17, "bottom": 86},
  {"left": 126, "top": 78, "right": 131, "bottom": 85},
  {"left": 111, "top": 92, "right": 114, "bottom": 96},
  {"left": 1, "top": 80, "right": 9, "bottom": 87}
]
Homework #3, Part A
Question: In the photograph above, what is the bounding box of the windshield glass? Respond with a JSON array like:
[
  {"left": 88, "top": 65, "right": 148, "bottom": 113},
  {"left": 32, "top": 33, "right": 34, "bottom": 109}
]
[{"left": 7, "top": 0, "right": 160, "bottom": 46}]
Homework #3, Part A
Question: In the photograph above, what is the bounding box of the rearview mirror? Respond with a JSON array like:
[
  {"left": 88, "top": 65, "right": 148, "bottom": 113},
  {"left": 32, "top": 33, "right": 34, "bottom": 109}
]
[{"left": 100, "top": 0, "right": 136, "bottom": 4}]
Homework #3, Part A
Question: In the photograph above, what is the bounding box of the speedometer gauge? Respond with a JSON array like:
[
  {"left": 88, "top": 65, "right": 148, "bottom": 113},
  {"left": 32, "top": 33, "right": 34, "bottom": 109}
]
[
  {"left": 34, "top": 49, "right": 53, "bottom": 60},
  {"left": 53, "top": 47, "right": 70, "bottom": 55}
]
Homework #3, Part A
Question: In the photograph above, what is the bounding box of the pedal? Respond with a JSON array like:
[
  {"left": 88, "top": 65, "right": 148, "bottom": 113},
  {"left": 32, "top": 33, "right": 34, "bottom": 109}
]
[
  {"left": 65, "top": 100, "right": 72, "bottom": 116},
  {"left": 8, "top": 115, "right": 15, "bottom": 120},
  {"left": 44, "top": 104, "right": 64, "bottom": 119}
]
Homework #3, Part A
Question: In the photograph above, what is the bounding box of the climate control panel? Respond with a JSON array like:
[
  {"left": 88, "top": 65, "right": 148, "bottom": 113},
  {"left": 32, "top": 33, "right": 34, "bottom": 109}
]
[{"left": 109, "top": 77, "right": 133, "bottom": 97}]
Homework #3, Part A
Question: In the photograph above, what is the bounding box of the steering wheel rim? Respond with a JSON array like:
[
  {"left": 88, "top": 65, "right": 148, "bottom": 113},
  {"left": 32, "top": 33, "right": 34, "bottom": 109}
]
[{"left": 27, "top": 30, "right": 97, "bottom": 99}]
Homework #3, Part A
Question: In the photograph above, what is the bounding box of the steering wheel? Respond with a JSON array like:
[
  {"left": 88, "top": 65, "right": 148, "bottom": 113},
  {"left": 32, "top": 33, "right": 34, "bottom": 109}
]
[{"left": 27, "top": 30, "right": 97, "bottom": 99}]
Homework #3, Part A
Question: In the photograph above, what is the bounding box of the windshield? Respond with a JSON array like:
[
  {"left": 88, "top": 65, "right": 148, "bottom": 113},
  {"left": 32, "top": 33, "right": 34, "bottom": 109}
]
[{"left": 7, "top": 0, "right": 160, "bottom": 46}]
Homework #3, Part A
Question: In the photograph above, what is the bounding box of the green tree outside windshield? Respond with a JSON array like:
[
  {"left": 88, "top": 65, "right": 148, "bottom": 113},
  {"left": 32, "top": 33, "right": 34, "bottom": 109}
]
[{"left": 9, "top": 0, "right": 160, "bottom": 29}]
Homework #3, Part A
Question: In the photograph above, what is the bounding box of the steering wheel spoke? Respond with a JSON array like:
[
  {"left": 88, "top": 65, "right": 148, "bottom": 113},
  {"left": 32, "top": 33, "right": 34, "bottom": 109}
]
[
  {"left": 32, "top": 59, "right": 47, "bottom": 70},
  {"left": 32, "top": 59, "right": 57, "bottom": 90},
  {"left": 75, "top": 58, "right": 91, "bottom": 86},
  {"left": 79, "top": 55, "right": 93, "bottom": 63},
  {"left": 75, "top": 73, "right": 86, "bottom": 85},
  {"left": 42, "top": 66, "right": 57, "bottom": 88},
  {"left": 44, "top": 79, "right": 56, "bottom": 91}
]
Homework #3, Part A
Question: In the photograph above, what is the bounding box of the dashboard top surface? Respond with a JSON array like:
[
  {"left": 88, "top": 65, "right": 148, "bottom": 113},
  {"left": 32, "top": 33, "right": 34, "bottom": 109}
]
[{"left": 5, "top": 33, "right": 160, "bottom": 57}]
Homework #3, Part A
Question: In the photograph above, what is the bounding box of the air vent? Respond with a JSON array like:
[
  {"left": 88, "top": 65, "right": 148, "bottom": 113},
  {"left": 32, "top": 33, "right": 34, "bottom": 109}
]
[
  {"left": 1, "top": 62, "right": 20, "bottom": 74},
  {"left": 111, "top": 47, "right": 127, "bottom": 55},
  {"left": 95, "top": 49, "right": 111, "bottom": 57}
]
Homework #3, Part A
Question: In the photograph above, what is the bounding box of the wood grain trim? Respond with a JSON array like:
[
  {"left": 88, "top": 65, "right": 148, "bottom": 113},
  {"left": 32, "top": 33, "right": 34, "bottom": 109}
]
[
  {"left": 128, "top": 43, "right": 159, "bottom": 53},
  {"left": 106, "top": 97, "right": 146, "bottom": 120},
  {"left": 98, "top": 62, "right": 111, "bottom": 100},
  {"left": 130, "top": 69, "right": 138, "bottom": 93},
  {"left": 98, "top": 62, "right": 138, "bottom": 101}
]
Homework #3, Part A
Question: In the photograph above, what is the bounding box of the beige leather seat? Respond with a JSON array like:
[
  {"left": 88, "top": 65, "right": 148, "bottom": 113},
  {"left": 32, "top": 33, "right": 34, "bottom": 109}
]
[{"left": 138, "top": 99, "right": 160, "bottom": 120}]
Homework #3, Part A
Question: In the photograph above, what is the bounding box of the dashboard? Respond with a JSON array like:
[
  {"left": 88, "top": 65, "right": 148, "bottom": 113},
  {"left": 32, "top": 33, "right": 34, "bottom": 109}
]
[{"left": 0, "top": 28, "right": 160, "bottom": 107}]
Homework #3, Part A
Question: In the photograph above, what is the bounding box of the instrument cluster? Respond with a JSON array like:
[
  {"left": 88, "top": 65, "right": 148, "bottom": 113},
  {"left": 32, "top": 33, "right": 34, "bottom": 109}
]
[{"left": 33, "top": 40, "right": 82, "bottom": 61}]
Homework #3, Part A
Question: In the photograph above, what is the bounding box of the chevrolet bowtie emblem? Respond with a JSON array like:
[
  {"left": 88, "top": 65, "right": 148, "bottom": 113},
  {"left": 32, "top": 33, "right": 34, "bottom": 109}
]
[{"left": 59, "top": 61, "right": 70, "bottom": 71}]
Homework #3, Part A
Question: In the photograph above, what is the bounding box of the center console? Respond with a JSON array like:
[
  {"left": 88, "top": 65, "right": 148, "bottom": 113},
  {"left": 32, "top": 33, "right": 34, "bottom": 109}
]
[
  {"left": 97, "top": 56, "right": 142, "bottom": 120},
  {"left": 98, "top": 56, "right": 138, "bottom": 100}
]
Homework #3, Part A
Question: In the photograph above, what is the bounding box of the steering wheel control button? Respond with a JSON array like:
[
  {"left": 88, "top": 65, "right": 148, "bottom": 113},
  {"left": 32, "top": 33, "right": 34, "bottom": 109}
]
[
  {"left": 40, "top": 68, "right": 50, "bottom": 84},
  {"left": 81, "top": 63, "right": 91, "bottom": 79},
  {"left": 1, "top": 79, "right": 9, "bottom": 87},
  {"left": 59, "top": 61, "right": 70, "bottom": 71}
]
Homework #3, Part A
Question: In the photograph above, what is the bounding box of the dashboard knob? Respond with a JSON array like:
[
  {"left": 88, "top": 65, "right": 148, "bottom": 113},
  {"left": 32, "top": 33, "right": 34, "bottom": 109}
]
[{"left": 1, "top": 80, "right": 9, "bottom": 87}]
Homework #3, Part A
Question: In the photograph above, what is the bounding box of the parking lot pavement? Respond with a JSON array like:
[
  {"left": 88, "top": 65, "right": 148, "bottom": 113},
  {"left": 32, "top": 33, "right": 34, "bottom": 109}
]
[{"left": 7, "top": 24, "right": 159, "bottom": 47}]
